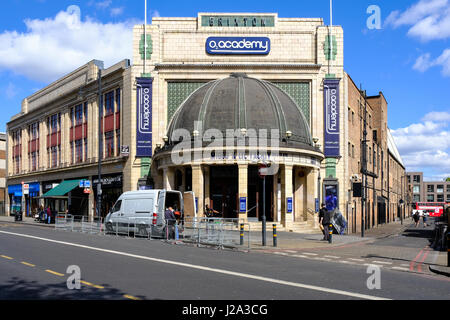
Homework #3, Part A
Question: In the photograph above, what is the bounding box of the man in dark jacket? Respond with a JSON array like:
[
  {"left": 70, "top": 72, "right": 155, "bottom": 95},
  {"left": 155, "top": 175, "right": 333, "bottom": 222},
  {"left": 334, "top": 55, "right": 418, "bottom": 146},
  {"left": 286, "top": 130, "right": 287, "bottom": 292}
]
[
  {"left": 164, "top": 207, "right": 176, "bottom": 239},
  {"left": 319, "top": 204, "right": 332, "bottom": 242}
]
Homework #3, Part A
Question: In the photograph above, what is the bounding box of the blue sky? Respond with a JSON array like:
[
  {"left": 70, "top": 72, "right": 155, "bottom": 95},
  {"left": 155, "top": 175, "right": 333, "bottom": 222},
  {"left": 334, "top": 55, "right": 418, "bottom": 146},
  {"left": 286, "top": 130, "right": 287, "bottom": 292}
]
[{"left": 0, "top": 0, "right": 449, "bottom": 180}]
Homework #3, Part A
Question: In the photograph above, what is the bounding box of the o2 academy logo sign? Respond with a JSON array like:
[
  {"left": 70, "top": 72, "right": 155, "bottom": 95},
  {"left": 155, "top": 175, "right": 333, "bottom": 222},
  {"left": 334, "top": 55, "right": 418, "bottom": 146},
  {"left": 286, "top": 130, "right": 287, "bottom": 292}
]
[{"left": 206, "top": 37, "right": 271, "bottom": 55}]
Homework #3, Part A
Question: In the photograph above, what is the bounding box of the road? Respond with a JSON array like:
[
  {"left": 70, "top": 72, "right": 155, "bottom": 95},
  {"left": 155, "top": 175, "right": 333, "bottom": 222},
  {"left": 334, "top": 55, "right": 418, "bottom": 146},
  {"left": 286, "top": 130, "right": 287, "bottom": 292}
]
[{"left": 0, "top": 221, "right": 448, "bottom": 302}]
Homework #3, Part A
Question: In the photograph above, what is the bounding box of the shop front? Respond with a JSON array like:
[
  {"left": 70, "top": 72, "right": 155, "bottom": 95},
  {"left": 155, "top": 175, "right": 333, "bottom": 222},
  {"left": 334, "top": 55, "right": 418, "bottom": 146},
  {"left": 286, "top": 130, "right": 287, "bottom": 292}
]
[
  {"left": 93, "top": 173, "right": 123, "bottom": 218},
  {"left": 8, "top": 184, "right": 23, "bottom": 214}
]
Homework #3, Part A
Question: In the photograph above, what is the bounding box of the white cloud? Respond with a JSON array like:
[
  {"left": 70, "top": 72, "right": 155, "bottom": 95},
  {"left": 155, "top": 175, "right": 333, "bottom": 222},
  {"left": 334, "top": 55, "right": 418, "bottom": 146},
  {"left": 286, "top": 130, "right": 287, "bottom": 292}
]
[
  {"left": 4, "top": 82, "right": 18, "bottom": 99},
  {"left": 391, "top": 111, "right": 450, "bottom": 177},
  {"left": 110, "top": 7, "right": 124, "bottom": 17},
  {"left": 413, "top": 49, "right": 450, "bottom": 76},
  {"left": 0, "top": 7, "right": 136, "bottom": 83},
  {"left": 89, "top": 0, "right": 113, "bottom": 10}
]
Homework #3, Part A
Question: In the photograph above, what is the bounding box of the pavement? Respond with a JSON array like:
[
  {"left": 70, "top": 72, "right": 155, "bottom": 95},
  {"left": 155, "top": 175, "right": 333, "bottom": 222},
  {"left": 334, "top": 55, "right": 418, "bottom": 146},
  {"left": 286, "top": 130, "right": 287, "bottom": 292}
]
[{"left": 2, "top": 214, "right": 449, "bottom": 277}]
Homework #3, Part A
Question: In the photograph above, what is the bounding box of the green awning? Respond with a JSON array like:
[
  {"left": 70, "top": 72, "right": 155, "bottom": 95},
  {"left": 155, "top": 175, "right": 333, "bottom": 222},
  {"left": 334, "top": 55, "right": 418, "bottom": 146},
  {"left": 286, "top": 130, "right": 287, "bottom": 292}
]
[{"left": 42, "top": 180, "right": 81, "bottom": 198}]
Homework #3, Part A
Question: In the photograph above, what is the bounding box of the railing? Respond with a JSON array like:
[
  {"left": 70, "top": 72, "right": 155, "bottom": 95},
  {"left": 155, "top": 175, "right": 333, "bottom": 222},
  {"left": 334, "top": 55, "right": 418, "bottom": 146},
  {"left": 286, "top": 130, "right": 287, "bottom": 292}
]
[{"left": 55, "top": 215, "right": 251, "bottom": 249}]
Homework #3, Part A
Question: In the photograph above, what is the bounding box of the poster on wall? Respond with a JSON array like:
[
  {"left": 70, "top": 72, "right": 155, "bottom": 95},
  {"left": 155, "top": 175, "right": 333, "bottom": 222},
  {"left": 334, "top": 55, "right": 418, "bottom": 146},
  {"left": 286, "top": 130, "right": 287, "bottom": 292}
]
[
  {"left": 323, "top": 79, "right": 341, "bottom": 158},
  {"left": 136, "top": 77, "right": 153, "bottom": 158}
]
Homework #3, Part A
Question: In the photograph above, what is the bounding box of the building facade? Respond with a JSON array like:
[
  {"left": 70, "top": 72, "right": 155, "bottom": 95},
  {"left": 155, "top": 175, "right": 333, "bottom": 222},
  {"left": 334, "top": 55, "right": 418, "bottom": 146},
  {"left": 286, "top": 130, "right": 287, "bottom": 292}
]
[
  {"left": 0, "top": 133, "right": 5, "bottom": 215},
  {"left": 406, "top": 172, "right": 450, "bottom": 204},
  {"left": 6, "top": 12, "right": 407, "bottom": 233}
]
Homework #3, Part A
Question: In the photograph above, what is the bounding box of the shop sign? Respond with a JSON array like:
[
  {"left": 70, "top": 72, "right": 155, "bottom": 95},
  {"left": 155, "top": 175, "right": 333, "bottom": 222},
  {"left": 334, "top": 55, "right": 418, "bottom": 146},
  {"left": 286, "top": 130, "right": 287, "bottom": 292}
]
[
  {"left": 287, "top": 197, "right": 293, "bottom": 213},
  {"left": 23, "top": 184, "right": 29, "bottom": 195},
  {"left": 323, "top": 79, "right": 341, "bottom": 157},
  {"left": 121, "top": 145, "right": 130, "bottom": 157},
  {"left": 206, "top": 37, "right": 271, "bottom": 55},
  {"left": 201, "top": 15, "right": 275, "bottom": 27},
  {"left": 136, "top": 77, "right": 153, "bottom": 158}
]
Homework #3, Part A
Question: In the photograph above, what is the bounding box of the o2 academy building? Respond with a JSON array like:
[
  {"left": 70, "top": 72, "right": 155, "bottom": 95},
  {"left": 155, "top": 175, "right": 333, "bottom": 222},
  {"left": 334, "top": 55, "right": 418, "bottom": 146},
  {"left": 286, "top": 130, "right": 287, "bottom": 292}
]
[
  {"left": 138, "top": 12, "right": 345, "bottom": 230},
  {"left": 7, "top": 13, "right": 405, "bottom": 232}
]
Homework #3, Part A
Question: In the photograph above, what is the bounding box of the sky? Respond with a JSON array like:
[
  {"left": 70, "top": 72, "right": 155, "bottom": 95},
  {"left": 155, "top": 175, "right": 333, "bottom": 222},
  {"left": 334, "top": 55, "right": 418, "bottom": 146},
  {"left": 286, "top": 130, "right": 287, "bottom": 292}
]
[{"left": 0, "top": 0, "right": 449, "bottom": 181}]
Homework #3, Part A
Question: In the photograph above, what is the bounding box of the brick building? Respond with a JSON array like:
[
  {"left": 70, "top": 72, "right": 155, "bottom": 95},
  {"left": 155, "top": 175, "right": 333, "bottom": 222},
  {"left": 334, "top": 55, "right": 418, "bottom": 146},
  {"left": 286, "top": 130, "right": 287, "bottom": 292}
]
[
  {"left": 6, "top": 12, "right": 407, "bottom": 233},
  {"left": 406, "top": 172, "right": 450, "bottom": 204},
  {"left": 0, "top": 133, "right": 5, "bottom": 215}
]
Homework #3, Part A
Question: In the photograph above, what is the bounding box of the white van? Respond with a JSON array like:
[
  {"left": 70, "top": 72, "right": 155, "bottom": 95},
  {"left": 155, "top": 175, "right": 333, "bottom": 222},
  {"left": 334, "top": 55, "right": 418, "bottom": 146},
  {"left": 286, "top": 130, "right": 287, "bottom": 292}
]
[{"left": 104, "top": 190, "right": 195, "bottom": 237}]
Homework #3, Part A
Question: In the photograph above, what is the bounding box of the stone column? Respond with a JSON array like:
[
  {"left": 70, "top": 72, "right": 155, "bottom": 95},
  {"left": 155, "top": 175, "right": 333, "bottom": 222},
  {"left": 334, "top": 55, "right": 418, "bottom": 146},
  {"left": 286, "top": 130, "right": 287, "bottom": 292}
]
[
  {"left": 281, "top": 165, "right": 294, "bottom": 228},
  {"left": 162, "top": 167, "right": 175, "bottom": 191},
  {"left": 192, "top": 165, "right": 204, "bottom": 217},
  {"left": 238, "top": 164, "right": 248, "bottom": 221},
  {"left": 294, "top": 167, "right": 306, "bottom": 222},
  {"left": 306, "top": 168, "right": 316, "bottom": 223}
]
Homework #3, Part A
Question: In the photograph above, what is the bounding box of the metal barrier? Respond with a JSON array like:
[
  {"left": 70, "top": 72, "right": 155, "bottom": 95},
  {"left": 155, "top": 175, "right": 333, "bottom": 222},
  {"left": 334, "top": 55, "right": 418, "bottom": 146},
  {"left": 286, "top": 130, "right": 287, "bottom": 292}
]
[
  {"left": 182, "top": 217, "right": 250, "bottom": 249},
  {"left": 56, "top": 215, "right": 251, "bottom": 249}
]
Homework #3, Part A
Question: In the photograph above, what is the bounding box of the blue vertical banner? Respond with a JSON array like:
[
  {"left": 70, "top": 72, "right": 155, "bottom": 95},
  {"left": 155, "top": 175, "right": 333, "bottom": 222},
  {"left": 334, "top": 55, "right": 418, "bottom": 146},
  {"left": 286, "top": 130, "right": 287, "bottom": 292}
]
[
  {"left": 136, "top": 77, "right": 153, "bottom": 157},
  {"left": 287, "top": 197, "right": 293, "bottom": 213},
  {"left": 240, "top": 197, "right": 247, "bottom": 213},
  {"left": 324, "top": 79, "right": 341, "bottom": 157}
]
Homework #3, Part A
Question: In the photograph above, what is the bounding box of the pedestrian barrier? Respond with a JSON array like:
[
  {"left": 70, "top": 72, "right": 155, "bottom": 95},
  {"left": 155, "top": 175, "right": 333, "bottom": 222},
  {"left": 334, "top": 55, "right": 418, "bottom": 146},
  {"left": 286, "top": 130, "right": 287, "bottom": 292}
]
[{"left": 55, "top": 215, "right": 251, "bottom": 249}]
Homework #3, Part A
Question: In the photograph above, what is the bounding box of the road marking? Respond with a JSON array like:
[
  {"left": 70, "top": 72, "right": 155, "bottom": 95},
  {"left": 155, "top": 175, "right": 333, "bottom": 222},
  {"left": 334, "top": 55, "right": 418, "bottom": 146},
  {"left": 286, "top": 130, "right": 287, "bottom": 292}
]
[
  {"left": 372, "top": 261, "right": 393, "bottom": 265},
  {"left": 1, "top": 255, "right": 13, "bottom": 260},
  {"left": 0, "top": 230, "right": 390, "bottom": 301},
  {"left": 81, "top": 280, "right": 105, "bottom": 289},
  {"left": 273, "top": 252, "right": 288, "bottom": 255},
  {"left": 293, "top": 255, "right": 310, "bottom": 259},
  {"left": 364, "top": 263, "right": 384, "bottom": 267},
  {"left": 302, "top": 253, "right": 318, "bottom": 256},
  {"left": 324, "top": 255, "right": 340, "bottom": 259},
  {"left": 21, "top": 262, "right": 36, "bottom": 267},
  {"left": 349, "top": 258, "right": 365, "bottom": 262},
  {"left": 391, "top": 267, "right": 410, "bottom": 272},
  {"left": 313, "top": 257, "right": 332, "bottom": 262},
  {"left": 285, "top": 250, "right": 297, "bottom": 253},
  {"left": 45, "top": 269, "right": 64, "bottom": 277},
  {"left": 124, "top": 294, "right": 141, "bottom": 300}
]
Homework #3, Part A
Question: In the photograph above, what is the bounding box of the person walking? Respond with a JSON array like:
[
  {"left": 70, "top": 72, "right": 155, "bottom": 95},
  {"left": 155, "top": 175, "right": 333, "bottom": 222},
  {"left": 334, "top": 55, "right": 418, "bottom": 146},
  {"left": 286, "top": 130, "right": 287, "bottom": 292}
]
[
  {"left": 164, "top": 206, "right": 176, "bottom": 239},
  {"left": 413, "top": 210, "right": 420, "bottom": 228},
  {"left": 318, "top": 204, "right": 327, "bottom": 239},
  {"left": 319, "top": 204, "right": 332, "bottom": 242},
  {"left": 422, "top": 210, "right": 429, "bottom": 228}
]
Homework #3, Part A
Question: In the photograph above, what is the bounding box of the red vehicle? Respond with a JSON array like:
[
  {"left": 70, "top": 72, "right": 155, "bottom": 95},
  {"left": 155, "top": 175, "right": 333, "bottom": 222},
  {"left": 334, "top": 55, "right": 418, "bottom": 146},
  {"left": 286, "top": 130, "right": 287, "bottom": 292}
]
[{"left": 414, "top": 202, "right": 447, "bottom": 217}]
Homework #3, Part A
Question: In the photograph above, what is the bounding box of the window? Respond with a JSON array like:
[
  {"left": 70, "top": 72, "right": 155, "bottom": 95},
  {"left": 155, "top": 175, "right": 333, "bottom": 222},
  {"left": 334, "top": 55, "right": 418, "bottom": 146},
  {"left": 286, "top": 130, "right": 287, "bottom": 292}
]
[
  {"left": 84, "top": 138, "right": 88, "bottom": 162},
  {"left": 70, "top": 142, "right": 74, "bottom": 164},
  {"left": 75, "top": 104, "right": 83, "bottom": 126},
  {"left": 447, "top": 194, "right": 450, "bottom": 202},
  {"left": 427, "top": 185, "right": 434, "bottom": 193},
  {"left": 50, "top": 114, "right": 59, "bottom": 134},
  {"left": 427, "top": 194, "right": 434, "bottom": 202},
  {"left": 407, "top": 176, "right": 411, "bottom": 183},
  {"left": 75, "top": 139, "right": 83, "bottom": 163},
  {"left": 348, "top": 142, "right": 351, "bottom": 156},
  {"left": 51, "top": 146, "right": 58, "bottom": 168},
  {"left": 105, "top": 91, "right": 115, "bottom": 115},
  {"left": 105, "top": 131, "right": 114, "bottom": 158},
  {"left": 413, "top": 175, "right": 421, "bottom": 183},
  {"left": 352, "top": 144, "right": 355, "bottom": 158},
  {"left": 413, "top": 185, "right": 420, "bottom": 193},
  {"left": 413, "top": 195, "right": 420, "bottom": 202},
  {"left": 30, "top": 123, "right": 39, "bottom": 140},
  {"left": 437, "top": 194, "right": 444, "bottom": 202},
  {"left": 447, "top": 185, "right": 450, "bottom": 193},
  {"left": 116, "top": 88, "right": 121, "bottom": 112},
  {"left": 84, "top": 102, "right": 88, "bottom": 123},
  {"left": 437, "top": 185, "right": 444, "bottom": 193}
]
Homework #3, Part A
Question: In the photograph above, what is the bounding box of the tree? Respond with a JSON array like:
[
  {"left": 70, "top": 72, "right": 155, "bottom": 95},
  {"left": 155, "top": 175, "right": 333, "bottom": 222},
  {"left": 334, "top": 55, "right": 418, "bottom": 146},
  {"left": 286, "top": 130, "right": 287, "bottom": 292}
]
[{"left": 446, "top": 177, "right": 450, "bottom": 182}]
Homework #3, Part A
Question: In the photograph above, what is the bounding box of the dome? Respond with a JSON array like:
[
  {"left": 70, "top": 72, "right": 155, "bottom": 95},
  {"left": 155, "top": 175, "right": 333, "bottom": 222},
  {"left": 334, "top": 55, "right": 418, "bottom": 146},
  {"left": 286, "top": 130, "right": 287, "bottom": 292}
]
[{"left": 166, "top": 73, "right": 315, "bottom": 150}]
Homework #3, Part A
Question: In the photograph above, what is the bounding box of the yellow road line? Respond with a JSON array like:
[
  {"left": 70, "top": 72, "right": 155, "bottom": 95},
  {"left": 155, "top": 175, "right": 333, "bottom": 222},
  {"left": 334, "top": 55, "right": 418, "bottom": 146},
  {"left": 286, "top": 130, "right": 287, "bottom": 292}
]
[
  {"left": 81, "top": 280, "right": 104, "bottom": 289},
  {"left": 21, "top": 262, "right": 36, "bottom": 267},
  {"left": 1, "top": 255, "right": 13, "bottom": 260},
  {"left": 45, "top": 269, "right": 64, "bottom": 277},
  {"left": 123, "top": 294, "right": 141, "bottom": 301}
]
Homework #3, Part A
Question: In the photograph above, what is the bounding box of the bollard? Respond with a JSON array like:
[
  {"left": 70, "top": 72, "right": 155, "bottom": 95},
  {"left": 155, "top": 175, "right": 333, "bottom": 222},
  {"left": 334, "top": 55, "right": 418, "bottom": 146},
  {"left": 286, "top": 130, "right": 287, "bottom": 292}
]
[
  {"left": 240, "top": 224, "right": 244, "bottom": 246},
  {"left": 273, "top": 224, "right": 277, "bottom": 247},
  {"left": 328, "top": 224, "right": 333, "bottom": 244}
]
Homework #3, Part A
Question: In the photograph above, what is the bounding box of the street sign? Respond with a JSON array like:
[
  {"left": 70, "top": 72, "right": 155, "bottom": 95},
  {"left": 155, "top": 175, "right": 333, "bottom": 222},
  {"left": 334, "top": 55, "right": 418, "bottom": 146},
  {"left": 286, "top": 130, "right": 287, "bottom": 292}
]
[
  {"left": 23, "top": 184, "right": 29, "bottom": 195},
  {"left": 121, "top": 145, "right": 130, "bottom": 157},
  {"left": 83, "top": 188, "right": 91, "bottom": 194}
]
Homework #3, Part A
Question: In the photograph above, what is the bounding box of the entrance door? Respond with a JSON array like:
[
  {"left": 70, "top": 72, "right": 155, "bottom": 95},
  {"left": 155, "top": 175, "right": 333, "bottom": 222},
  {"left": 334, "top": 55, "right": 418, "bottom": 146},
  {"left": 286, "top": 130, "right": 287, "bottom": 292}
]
[{"left": 209, "top": 166, "right": 238, "bottom": 218}]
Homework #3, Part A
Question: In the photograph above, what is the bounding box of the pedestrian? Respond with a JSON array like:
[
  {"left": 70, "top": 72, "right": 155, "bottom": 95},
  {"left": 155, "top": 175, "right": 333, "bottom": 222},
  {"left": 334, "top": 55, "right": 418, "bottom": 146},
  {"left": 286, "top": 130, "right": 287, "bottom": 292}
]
[
  {"left": 318, "top": 204, "right": 327, "bottom": 239},
  {"left": 422, "top": 210, "right": 429, "bottom": 228},
  {"left": 413, "top": 210, "right": 420, "bottom": 228},
  {"left": 164, "top": 206, "right": 176, "bottom": 239},
  {"left": 320, "top": 204, "right": 332, "bottom": 242},
  {"left": 46, "top": 206, "right": 52, "bottom": 224}
]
